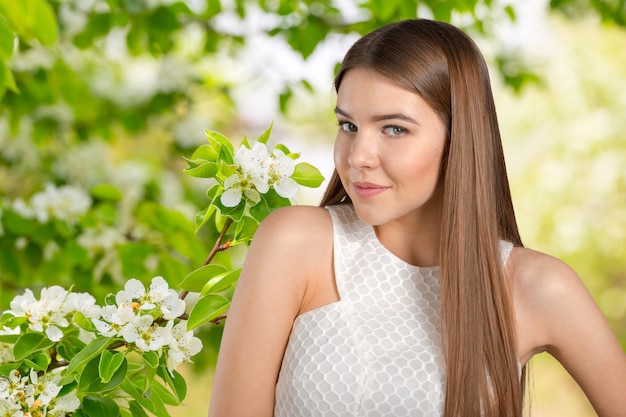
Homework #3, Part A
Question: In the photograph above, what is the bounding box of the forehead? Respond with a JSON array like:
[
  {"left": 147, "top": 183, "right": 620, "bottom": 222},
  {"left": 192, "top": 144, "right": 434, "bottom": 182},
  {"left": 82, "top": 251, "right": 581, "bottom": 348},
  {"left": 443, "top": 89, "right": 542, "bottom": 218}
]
[{"left": 336, "top": 68, "right": 435, "bottom": 120}]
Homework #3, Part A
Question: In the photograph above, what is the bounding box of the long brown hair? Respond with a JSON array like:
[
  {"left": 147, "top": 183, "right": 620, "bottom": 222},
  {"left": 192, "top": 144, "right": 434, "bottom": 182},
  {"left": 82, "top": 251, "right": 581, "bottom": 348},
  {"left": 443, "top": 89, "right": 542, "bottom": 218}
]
[{"left": 320, "top": 19, "right": 525, "bottom": 417}]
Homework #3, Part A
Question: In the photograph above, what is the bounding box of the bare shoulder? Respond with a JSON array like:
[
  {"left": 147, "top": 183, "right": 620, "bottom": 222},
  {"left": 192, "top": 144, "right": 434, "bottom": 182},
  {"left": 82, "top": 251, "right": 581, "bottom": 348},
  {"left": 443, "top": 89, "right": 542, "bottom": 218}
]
[
  {"left": 256, "top": 205, "right": 332, "bottom": 241},
  {"left": 508, "top": 246, "right": 597, "bottom": 361},
  {"left": 244, "top": 206, "right": 333, "bottom": 299},
  {"left": 509, "top": 247, "right": 626, "bottom": 416},
  {"left": 507, "top": 246, "right": 581, "bottom": 299},
  {"left": 208, "top": 206, "right": 335, "bottom": 416}
]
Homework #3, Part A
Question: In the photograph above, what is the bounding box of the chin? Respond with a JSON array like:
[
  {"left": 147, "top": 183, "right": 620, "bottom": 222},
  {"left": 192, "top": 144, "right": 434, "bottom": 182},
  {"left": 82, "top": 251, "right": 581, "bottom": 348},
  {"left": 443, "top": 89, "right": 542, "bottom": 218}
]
[{"left": 351, "top": 205, "right": 389, "bottom": 226}]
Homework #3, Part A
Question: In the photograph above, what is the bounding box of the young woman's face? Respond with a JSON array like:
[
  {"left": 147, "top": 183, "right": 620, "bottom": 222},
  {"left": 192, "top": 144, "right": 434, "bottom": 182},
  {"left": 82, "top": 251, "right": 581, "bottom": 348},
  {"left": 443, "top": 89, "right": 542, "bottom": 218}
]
[{"left": 334, "top": 68, "right": 448, "bottom": 227}]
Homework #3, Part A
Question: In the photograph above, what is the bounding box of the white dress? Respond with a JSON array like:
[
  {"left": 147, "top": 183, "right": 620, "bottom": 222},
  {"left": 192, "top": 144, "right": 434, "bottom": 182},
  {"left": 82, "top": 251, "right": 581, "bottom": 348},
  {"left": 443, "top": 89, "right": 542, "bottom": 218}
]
[{"left": 273, "top": 204, "right": 513, "bottom": 417}]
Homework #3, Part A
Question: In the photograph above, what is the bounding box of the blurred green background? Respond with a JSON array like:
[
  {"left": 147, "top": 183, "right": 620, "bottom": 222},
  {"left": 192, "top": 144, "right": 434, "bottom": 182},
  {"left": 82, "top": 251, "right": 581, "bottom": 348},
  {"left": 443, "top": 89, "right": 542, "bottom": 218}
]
[{"left": 0, "top": 1, "right": 624, "bottom": 416}]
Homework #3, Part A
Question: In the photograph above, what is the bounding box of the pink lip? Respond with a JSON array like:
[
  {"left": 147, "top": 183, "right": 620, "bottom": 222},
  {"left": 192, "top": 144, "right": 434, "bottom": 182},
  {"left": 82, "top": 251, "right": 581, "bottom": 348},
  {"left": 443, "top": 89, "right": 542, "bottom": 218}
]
[{"left": 352, "top": 182, "right": 389, "bottom": 199}]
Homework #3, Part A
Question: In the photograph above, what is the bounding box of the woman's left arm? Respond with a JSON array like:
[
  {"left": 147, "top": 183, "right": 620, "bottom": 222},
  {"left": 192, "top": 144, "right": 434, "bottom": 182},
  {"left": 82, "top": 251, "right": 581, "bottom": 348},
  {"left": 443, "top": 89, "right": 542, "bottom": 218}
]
[{"left": 530, "top": 254, "right": 626, "bottom": 416}]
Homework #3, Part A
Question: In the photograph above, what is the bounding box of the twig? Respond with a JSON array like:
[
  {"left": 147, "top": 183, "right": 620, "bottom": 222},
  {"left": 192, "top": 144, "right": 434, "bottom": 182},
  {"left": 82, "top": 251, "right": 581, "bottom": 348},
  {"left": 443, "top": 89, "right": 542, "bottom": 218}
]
[{"left": 179, "top": 218, "right": 234, "bottom": 301}]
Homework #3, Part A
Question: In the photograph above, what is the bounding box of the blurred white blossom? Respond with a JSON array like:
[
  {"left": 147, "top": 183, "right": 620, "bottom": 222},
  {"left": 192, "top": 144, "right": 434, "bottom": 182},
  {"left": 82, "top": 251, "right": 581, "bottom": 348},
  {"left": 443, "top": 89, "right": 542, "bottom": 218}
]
[
  {"left": 25, "top": 183, "right": 92, "bottom": 224},
  {"left": 77, "top": 226, "right": 126, "bottom": 256}
]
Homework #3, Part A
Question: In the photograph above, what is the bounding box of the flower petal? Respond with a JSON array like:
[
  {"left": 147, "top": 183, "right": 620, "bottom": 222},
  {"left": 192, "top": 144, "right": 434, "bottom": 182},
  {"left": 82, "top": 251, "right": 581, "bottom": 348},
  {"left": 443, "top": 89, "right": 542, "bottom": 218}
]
[
  {"left": 220, "top": 188, "right": 242, "bottom": 207},
  {"left": 274, "top": 178, "right": 299, "bottom": 199}
]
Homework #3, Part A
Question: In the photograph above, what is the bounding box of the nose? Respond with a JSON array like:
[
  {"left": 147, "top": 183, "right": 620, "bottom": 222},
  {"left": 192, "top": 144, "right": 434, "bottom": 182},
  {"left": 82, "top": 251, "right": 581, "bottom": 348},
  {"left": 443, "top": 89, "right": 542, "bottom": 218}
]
[{"left": 348, "top": 131, "right": 379, "bottom": 169}]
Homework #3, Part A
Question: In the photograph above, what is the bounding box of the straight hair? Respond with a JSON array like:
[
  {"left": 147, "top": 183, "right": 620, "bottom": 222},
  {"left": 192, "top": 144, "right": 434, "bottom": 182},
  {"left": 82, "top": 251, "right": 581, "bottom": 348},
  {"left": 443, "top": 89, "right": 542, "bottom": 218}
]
[{"left": 320, "top": 19, "right": 525, "bottom": 417}]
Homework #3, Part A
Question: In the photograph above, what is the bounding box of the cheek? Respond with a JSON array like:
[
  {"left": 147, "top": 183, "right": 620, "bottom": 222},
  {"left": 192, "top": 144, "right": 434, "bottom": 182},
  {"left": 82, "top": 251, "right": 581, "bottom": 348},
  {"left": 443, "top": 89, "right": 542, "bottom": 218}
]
[
  {"left": 394, "top": 146, "right": 444, "bottom": 183},
  {"left": 333, "top": 138, "right": 348, "bottom": 171}
]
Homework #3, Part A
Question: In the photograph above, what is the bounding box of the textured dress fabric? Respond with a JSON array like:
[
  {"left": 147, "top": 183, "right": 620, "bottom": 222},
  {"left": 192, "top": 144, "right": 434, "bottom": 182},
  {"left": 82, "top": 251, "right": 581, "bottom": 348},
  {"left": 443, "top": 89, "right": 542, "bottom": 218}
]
[{"left": 273, "top": 204, "right": 514, "bottom": 417}]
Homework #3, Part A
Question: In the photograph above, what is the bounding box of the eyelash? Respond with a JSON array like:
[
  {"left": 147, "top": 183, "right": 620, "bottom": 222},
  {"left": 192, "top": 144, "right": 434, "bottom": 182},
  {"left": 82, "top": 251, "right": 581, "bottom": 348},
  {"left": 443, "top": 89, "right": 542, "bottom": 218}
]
[
  {"left": 338, "top": 121, "right": 357, "bottom": 132},
  {"left": 383, "top": 126, "right": 408, "bottom": 137},
  {"left": 338, "top": 121, "right": 408, "bottom": 137}
]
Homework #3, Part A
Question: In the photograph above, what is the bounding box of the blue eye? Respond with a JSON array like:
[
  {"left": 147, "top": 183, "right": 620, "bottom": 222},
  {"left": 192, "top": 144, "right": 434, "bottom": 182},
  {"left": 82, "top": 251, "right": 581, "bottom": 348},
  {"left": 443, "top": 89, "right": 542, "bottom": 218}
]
[
  {"left": 339, "top": 121, "right": 357, "bottom": 132},
  {"left": 383, "top": 126, "right": 408, "bottom": 137}
]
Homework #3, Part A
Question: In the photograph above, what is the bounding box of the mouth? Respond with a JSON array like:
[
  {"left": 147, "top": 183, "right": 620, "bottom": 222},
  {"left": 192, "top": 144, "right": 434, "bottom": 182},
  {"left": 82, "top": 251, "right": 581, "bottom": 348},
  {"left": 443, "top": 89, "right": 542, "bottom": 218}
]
[{"left": 352, "top": 181, "right": 390, "bottom": 199}]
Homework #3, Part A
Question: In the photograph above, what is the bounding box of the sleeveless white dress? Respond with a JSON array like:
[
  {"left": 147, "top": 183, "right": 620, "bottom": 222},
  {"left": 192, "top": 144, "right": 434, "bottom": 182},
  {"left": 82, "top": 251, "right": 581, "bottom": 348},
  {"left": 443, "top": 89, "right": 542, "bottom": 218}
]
[{"left": 273, "top": 204, "right": 514, "bottom": 417}]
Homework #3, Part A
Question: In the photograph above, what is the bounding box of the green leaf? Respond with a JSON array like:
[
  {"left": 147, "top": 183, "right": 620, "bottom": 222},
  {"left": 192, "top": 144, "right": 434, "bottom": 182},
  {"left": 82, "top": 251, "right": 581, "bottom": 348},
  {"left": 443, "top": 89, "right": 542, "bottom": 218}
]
[
  {"left": 213, "top": 196, "right": 246, "bottom": 222},
  {"left": 370, "top": 0, "right": 397, "bottom": 22},
  {"left": 0, "top": 312, "right": 27, "bottom": 329},
  {"left": 279, "top": 87, "right": 292, "bottom": 113},
  {"left": 256, "top": 122, "right": 273, "bottom": 144},
  {"left": 73, "top": 311, "right": 97, "bottom": 332},
  {"left": 65, "top": 336, "right": 116, "bottom": 379},
  {"left": 292, "top": 162, "right": 325, "bottom": 188},
  {"left": 121, "top": 378, "right": 170, "bottom": 417},
  {"left": 504, "top": 5, "right": 516, "bottom": 21},
  {"left": 98, "top": 350, "right": 125, "bottom": 384},
  {"left": 13, "top": 333, "right": 54, "bottom": 361},
  {"left": 57, "top": 336, "right": 86, "bottom": 363},
  {"left": 0, "top": 333, "right": 19, "bottom": 344},
  {"left": 90, "top": 184, "right": 122, "bottom": 202},
  {"left": 54, "top": 384, "right": 76, "bottom": 406},
  {"left": 234, "top": 215, "right": 259, "bottom": 242},
  {"left": 201, "top": 268, "right": 241, "bottom": 296},
  {"left": 31, "top": 0, "right": 58, "bottom": 45},
  {"left": 24, "top": 352, "right": 50, "bottom": 371},
  {"left": 140, "top": 351, "right": 159, "bottom": 396},
  {"left": 2, "top": 210, "right": 35, "bottom": 235},
  {"left": 157, "top": 367, "right": 187, "bottom": 403},
  {"left": 143, "top": 350, "right": 159, "bottom": 369},
  {"left": 249, "top": 189, "right": 290, "bottom": 223},
  {"left": 0, "top": 362, "right": 22, "bottom": 376},
  {"left": 128, "top": 401, "right": 150, "bottom": 417},
  {"left": 118, "top": 242, "right": 153, "bottom": 278},
  {"left": 187, "top": 294, "right": 230, "bottom": 330},
  {"left": 82, "top": 395, "right": 120, "bottom": 417},
  {"left": 151, "top": 380, "right": 180, "bottom": 405},
  {"left": 0, "top": 19, "right": 14, "bottom": 60},
  {"left": 178, "top": 264, "right": 227, "bottom": 292},
  {"left": 274, "top": 143, "right": 296, "bottom": 159},
  {"left": 205, "top": 130, "right": 234, "bottom": 164},
  {"left": 183, "top": 160, "right": 218, "bottom": 178},
  {"left": 190, "top": 143, "right": 219, "bottom": 162},
  {"left": 248, "top": 195, "right": 273, "bottom": 223},
  {"left": 194, "top": 204, "right": 216, "bottom": 234},
  {"left": 78, "top": 355, "right": 127, "bottom": 395}
]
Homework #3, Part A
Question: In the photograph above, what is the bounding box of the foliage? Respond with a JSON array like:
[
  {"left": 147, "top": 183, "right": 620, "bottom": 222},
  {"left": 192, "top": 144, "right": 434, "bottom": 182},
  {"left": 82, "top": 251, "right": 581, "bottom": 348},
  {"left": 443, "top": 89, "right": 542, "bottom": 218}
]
[
  {"left": 0, "top": 126, "right": 324, "bottom": 416},
  {"left": 0, "top": 1, "right": 624, "bottom": 415}
]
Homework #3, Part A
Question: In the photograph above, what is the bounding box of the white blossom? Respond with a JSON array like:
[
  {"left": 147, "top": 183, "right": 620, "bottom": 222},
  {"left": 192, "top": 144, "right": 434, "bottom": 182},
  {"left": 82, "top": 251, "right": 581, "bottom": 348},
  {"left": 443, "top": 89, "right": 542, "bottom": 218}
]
[
  {"left": 0, "top": 343, "right": 15, "bottom": 364},
  {"left": 77, "top": 226, "right": 125, "bottom": 256},
  {"left": 30, "top": 183, "right": 92, "bottom": 223},
  {"left": 221, "top": 142, "right": 270, "bottom": 207},
  {"left": 92, "top": 305, "right": 121, "bottom": 337},
  {"left": 149, "top": 276, "right": 185, "bottom": 320},
  {"left": 0, "top": 369, "right": 77, "bottom": 417},
  {"left": 7, "top": 287, "right": 97, "bottom": 342},
  {"left": 166, "top": 321, "right": 203, "bottom": 373},
  {"left": 10, "top": 198, "right": 34, "bottom": 219},
  {"left": 221, "top": 142, "right": 301, "bottom": 207},
  {"left": 48, "top": 392, "right": 80, "bottom": 416},
  {"left": 121, "top": 315, "right": 173, "bottom": 352},
  {"left": 119, "top": 314, "right": 153, "bottom": 344},
  {"left": 114, "top": 276, "right": 184, "bottom": 319},
  {"left": 265, "top": 149, "right": 299, "bottom": 199}
]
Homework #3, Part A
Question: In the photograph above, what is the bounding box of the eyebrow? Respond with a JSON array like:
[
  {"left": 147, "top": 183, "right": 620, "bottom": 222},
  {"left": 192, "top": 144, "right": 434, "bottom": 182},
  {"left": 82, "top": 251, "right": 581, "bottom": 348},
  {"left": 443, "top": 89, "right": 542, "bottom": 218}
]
[{"left": 334, "top": 106, "right": 420, "bottom": 125}]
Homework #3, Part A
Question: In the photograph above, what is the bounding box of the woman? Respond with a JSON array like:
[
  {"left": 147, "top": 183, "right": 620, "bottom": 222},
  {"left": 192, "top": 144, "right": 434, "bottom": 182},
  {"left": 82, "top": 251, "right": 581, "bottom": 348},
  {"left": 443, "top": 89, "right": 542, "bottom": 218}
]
[{"left": 208, "top": 19, "right": 626, "bottom": 417}]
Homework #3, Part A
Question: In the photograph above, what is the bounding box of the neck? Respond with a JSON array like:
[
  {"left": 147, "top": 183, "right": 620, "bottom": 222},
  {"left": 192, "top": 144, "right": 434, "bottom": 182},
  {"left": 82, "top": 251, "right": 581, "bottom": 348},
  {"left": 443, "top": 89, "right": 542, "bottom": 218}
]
[{"left": 374, "top": 208, "right": 442, "bottom": 267}]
